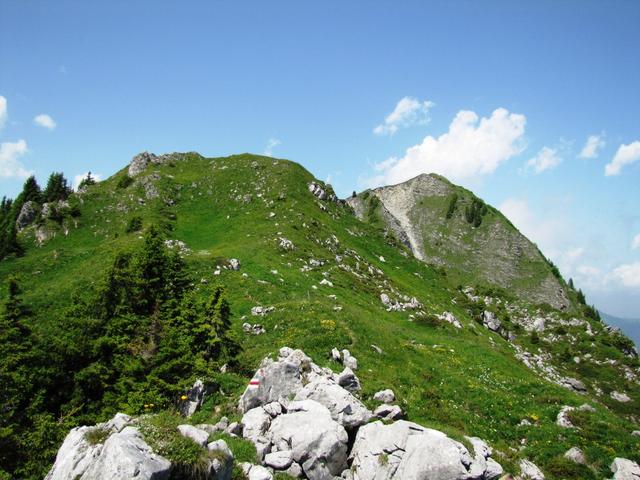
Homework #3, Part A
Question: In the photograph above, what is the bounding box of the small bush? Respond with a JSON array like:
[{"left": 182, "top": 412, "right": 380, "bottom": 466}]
[
  {"left": 415, "top": 313, "right": 443, "bottom": 328},
  {"left": 117, "top": 175, "right": 134, "bottom": 189},
  {"left": 445, "top": 193, "right": 458, "bottom": 219},
  {"left": 126, "top": 216, "right": 143, "bottom": 233}
]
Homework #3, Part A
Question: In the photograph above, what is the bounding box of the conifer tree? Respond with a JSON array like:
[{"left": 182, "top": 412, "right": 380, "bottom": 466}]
[
  {"left": 19, "top": 176, "right": 43, "bottom": 204},
  {"left": 77, "top": 172, "right": 96, "bottom": 190},
  {"left": 43, "top": 172, "right": 71, "bottom": 202}
]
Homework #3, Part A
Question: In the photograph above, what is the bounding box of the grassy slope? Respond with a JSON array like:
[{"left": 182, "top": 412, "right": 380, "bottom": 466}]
[{"left": 1, "top": 153, "right": 639, "bottom": 478}]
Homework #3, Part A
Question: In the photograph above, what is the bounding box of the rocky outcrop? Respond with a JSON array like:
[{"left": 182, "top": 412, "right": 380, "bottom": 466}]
[
  {"left": 349, "top": 420, "right": 502, "bottom": 480},
  {"left": 128, "top": 151, "right": 198, "bottom": 177},
  {"left": 238, "top": 348, "right": 506, "bottom": 480},
  {"left": 518, "top": 459, "right": 545, "bottom": 479},
  {"left": 45, "top": 414, "right": 171, "bottom": 480},
  {"left": 609, "top": 457, "right": 640, "bottom": 479},
  {"left": 349, "top": 173, "right": 570, "bottom": 309},
  {"left": 180, "top": 379, "right": 207, "bottom": 417},
  {"left": 16, "top": 200, "right": 38, "bottom": 230}
]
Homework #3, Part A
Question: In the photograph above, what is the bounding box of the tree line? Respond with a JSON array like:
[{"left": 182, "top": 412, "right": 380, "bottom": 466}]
[
  {"left": 0, "top": 226, "right": 239, "bottom": 479},
  {"left": 0, "top": 172, "right": 96, "bottom": 260}
]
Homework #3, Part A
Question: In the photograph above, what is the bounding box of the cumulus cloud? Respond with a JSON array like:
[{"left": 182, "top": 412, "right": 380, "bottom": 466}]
[
  {"left": 368, "top": 107, "right": 526, "bottom": 186},
  {"left": 608, "top": 262, "right": 640, "bottom": 288},
  {"left": 0, "top": 96, "right": 7, "bottom": 131},
  {"left": 605, "top": 141, "right": 640, "bottom": 176},
  {"left": 578, "top": 134, "right": 605, "bottom": 159},
  {"left": 34, "top": 113, "right": 56, "bottom": 130},
  {"left": 73, "top": 172, "right": 102, "bottom": 189},
  {"left": 373, "top": 97, "right": 435, "bottom": 136},
  {"left": 0, "top": 139, "right": 31, "bottom": 179},
  {"left": 525, "top": 146, "right": 562, "bottom": 174},
  {"left": 498, "top": 197, "right": 568, "bottom": 258},
  {"left": 264, "top": 138, "right": 281, "bottom": 157},
  {"left": 632, "top": 234, "right": 640, "bottom": 250}
]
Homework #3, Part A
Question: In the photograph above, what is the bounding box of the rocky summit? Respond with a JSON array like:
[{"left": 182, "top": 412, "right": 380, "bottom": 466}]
[
  {"left": 0, "top": 152, "right": 638, "bottom": 480},
  {"left": 347, "top": 174, "right": 570, "bottom": 309}
]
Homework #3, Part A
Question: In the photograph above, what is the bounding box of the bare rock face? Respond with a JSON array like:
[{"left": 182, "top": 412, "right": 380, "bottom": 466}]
[
  {"left": 349, "top": 173, "right": 570, "bottom": 309},
  {"left": 129, "top": 151, "right": 158, "bottom": 177},
  {"left": 128, "top": 151, "right": 199, "bottom": 177},
  {"left": 16, "top": 201, "right": 38, "bottom": 230}
]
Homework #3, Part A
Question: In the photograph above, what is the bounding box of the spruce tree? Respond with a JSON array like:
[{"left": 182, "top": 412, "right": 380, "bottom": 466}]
[
  {"left": 77, "top": 172, "right": 96, "bottom": 190},
  {"left": 20, "top": 176, "right": 43, "bottom": 204},
  {"left": 43, "top": 173, "right": 71, "bottom": 202}
]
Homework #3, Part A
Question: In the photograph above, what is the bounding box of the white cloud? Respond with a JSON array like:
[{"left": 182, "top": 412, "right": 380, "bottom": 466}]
[
  {"left": 0, "top": 139, "right": 31, "bottom": 179},
  {"left": 73, "top": 172, "right": 102, "bottom": 189},
  {"left": 498, "top": 197, "right": 568, "bottom": 257},
  {"left": 34, "top": 113, "right": 56, "bottom": 130},
  {"left": 605, "top": 141, "right": 640, "bottom": 176},
  {"left": 264, "top": 138, "right": 281, "bottom": 157},
  {"left": 368, "top": 107, "right": 526, "bottom": 186},
  {"left": 608, "top": 262, "right": 640, "bottom": 288},
  {"left": 373, "top": 97, "right": 435, "bottom": 136},
  {"left": 578, "top": 134, "right": 605, "bottom": 159},
  {"left": 632, "top": 233, "right": 640, "bottom": 250},
  {"left": 525, "top": 146, "right": 562, "bottom": 174},
  {"left": 0, "top": 96, "right": 7, "bottom": 131}
]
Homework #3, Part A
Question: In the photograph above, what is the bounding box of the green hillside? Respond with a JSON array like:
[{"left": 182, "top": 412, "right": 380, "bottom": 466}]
[{"left": 0, "top": 152, "right": 638, "bottom": 479}]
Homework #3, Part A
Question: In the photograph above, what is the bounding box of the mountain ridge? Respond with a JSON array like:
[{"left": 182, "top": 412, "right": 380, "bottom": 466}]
[{"left": 0, "top": 151, "right": 638, "bottom": 479}]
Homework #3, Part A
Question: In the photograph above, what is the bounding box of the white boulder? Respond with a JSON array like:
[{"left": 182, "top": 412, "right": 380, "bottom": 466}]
[
  {"left": 268, "top": 400, "right": 348, "bottom": 480},
  {"left": 373, "top": 389, "right": 395, "bottom": 404},
  {"left": 610, "top": 457, "right": 640, "bottom": 480}
]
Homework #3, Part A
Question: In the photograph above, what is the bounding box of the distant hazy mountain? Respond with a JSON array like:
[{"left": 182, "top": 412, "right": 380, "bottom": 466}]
[{"left": 601, "top": 311, "right": 640, "bottom": 348}]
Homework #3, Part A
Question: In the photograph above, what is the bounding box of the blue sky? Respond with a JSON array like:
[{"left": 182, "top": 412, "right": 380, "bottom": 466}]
[{"left": 1, "top": 1, "right": 639, "bottom": 317}]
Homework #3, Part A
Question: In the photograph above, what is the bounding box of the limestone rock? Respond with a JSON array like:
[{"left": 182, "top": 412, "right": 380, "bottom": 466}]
[
  {"left": 336, "top": 367, "right": 361, "bottom": 393},
  {"left": 240, "top": 463, "right": 274, "bottom": 480},
  {"left": 519, "top": 459, "right": 545, "bottom": 480},
  {"left": 177, "top": 424, "right": 209, "bottom": 447},
  {"left": 611, "top": 391, "right": 631, "bottom": 402},
  {"left": 610, "top": 457, "right": 640, "bottom": 480},
  {"left": 238, "top": 350, "right": 307, "bottom": 412},
  {"left": 483, "top": 311, "right": 501, "bottom": 332},
  {"left": 128, "top": 152, "right": 162, "bottom": 177},
  {"left": 207, "top": 439, "right": 234, "bottom": 480},
  {"left": 373, "top": 404, "right": 403, "bottom": 421},
  {"left": 16, "top": 201, "right": 38, "bottom": 230},
  {"left": 349, "top": 420, "right": 500, "bottom": 480},
  {"left": 180, "top": 379, "right": 206, "bottom": 417},
  {"left": 264, "top": 450, "right": 294, "bottom": 469},
  {"left": 373, "top": 389, "right": 395, "bottom": 404},
  {"left": 268, "top": 400, "right": 348, "bottom": 480},
  {"left": 294, "top": 380, "right": 372, "bottom": 429},
  {"left": 341, "top": 349, "right": 358, "bottom": 370},
  {"left": 564, "top": 447, "right": 585, "bottom": 464},
  {"left": 556, "top": 406, "right": 575, "bottom": 428},
  {"left": 241, "top": 406, "right": 272, "bottom": 442}
]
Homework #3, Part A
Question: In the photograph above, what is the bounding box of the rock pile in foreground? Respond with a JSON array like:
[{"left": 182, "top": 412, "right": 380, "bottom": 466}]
[
  {"left": 45, "top": 347, "right": 640, "bottom": 480},
  {"left": 237, "top": 347, "right": 504, "bottom": 480}
]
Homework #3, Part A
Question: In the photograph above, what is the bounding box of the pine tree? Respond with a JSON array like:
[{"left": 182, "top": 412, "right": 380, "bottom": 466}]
[
  {"left": 20, "top": 176, "right": 43, "bottom": 204},
  {"left": 568, "top": 278, "right": 574, "bottom": 290},
  {"left": 0, "top": 277, "right": 32, "bottom": 473},
  {"left": 77, "top": 172, "right": 96, "bottom": 190},
  {"left": 43, "top": 172, "right": 72, "bottom": 202}
]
